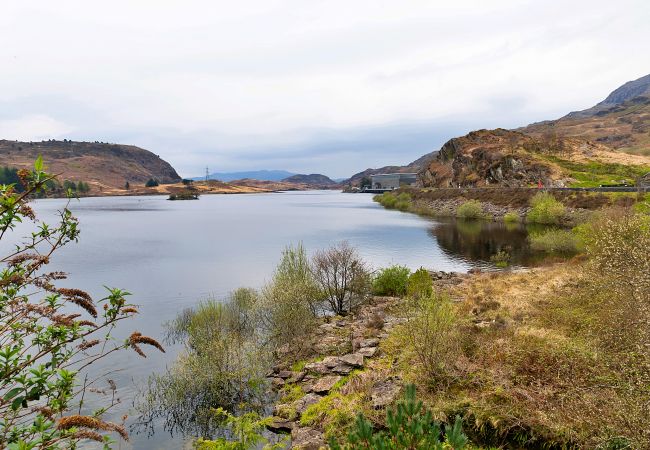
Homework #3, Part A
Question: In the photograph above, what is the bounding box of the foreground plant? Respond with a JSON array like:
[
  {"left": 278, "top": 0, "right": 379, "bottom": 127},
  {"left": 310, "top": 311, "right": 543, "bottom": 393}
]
[
  {"left": 329, "top": 384, "right": 468, "bottom": 449},
  {"left": 0, "top": 158, "right": 163, "bottom": 448}
]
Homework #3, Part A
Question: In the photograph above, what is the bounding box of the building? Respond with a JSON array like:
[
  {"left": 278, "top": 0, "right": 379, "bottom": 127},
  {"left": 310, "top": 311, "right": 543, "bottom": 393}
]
[{"left": 370, "top": 173, "right": 417, "bottom": 190}]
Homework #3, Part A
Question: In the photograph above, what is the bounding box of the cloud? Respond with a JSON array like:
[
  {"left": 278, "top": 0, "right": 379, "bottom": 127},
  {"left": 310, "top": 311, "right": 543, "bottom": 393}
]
[
  {"left": 0, "top": 115, "right": 74, "bottom": 142},
  {"left": 0, "top": 0, "right": 648, "bottom": 177}
]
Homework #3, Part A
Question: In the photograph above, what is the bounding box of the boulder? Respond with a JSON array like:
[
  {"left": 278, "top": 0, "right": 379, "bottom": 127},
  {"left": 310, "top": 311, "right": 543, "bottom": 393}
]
[
  {"left": 266, "top": 417, "right": 294, "bottom": 434},
  {"left": 291, "top": 427, "right": 325, "bottom": 450},
  {"left": 357, "top": 346, "right": 378, "bottom": 358},
  {"left": 371, "top": 379, "right": 402, "bottom": 409},
  {"left": 339, "top": 353, "right": 364, "bottom": 367},
  {"left": 312, "top": 375, "right": 342, "bottom": 394},
  {"left": 294, "top": 393, "right": 321, "bottom": 415}
]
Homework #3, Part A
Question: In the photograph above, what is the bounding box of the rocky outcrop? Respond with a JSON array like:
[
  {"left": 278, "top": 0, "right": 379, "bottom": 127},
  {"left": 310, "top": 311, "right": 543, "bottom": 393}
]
[{"left": 417, "top": 129, "right": 556, "bottom": 188}]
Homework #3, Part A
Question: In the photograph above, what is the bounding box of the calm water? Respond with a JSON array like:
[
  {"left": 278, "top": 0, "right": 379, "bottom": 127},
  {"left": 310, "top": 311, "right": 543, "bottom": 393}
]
[{"left": 3, "top": 191, "right": 545, "bottom": 448}]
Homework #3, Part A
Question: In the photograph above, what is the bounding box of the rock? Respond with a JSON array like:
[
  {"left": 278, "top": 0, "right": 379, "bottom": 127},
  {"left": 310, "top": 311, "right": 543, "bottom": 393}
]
[
  {"left": 332, "top": 364, "right": 355, "bottom": 375},
  {"left": 357, "top": 346, "right": 378, "bottom": 358},
  {"left": 288, "top": 371, "right": 306, "bottom": 383},
  {"left": 360, "top": 338, "right": 380, "bottom": 348},
  {"left": 321, "top": 356, "right": 341, "bottom": 368},
  {"left": 266, "top": 417, "right": 294, "bottom": 434},
  {"left": 339, "top": 353, "right": 364, "bottom": 368},
  {"left": 291, "top": 426, "right": 325, "bottom": 450},
  {"left": 294, "top": 393, "right": 321, "bottom": 415},
  {"left": 304, "top": 362, "right": 329, "bottom": 375},
  {"left": 278, "top": 370, "right": 293, "bottom": 379},
  {"left": 312, "top": 375, "right": 342, "bottom": 394},
  {"left": 272, "top": 377, "right": 285, "bottom": 388},
  {"left": 371, "top": 379, "right": 401, "bottom": 408}
]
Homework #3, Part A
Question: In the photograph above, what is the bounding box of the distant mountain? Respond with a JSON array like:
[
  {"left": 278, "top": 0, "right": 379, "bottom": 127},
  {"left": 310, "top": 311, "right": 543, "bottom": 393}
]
[
  {"left": 522, "top": 73, "right": 650, "bottom": 155},
  {"left": 196, "top": 170, "right": 296, "bottom": 182},
  {"left": 282, "top": 173, "right": 337, "bottom": 186},
  {"left": 0, "top": 139, "right": 180, "bottom": 189}
]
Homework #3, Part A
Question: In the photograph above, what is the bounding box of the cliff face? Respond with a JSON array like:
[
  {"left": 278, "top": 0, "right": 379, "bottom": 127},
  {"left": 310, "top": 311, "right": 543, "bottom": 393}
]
[
  {"left": 0, "top": 140, "right": 180, "bottom": 189},
  {"left": 418, "top": 129, "right": 554, "bottom": 188},
  {"left": 417, "top": 128, "right": 650, "bottom": 189}
]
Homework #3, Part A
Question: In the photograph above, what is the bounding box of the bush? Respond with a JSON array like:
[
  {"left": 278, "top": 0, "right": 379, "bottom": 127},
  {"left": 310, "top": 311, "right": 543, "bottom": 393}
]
[
  {"left": 527, "top": 192, "right": 566, "bottom": 224},
  {"left": 329, "top": 385, "right": 468, "bottom": 449},
  {"left": 374, "top": 192, "right": 411, "bottom": 211},
  {"left": 456, "top": 200, "right": 484, "bottom": 219},
  {"left": 503, "top": 211, "right": 520, "bottom": 223},
  {"left": 262, "top": 244, "right": 321, "bottom": 358},
  {"left": 406, "top": 267, "right": 432, "bottom": 299},
  {"left": 312, "top": 242, "right": 371, "bottom": 315},
  {"left": 398, "top": 292, "right": 460, "bottom": 384},
  {"left": 1, "top": 157, "right": 162, "bottom": 447},
  {"left": 145, "top": 178, "right": 159, "bottom": 187},
  {"left": 529, "top": 228, "right": 579, "bottom": 253},
  {"left": 490, "top": 249, "right": 511, "bottom": 267},
  {"left": 373, "top": 265, "right": 411, "bottom": 296}
]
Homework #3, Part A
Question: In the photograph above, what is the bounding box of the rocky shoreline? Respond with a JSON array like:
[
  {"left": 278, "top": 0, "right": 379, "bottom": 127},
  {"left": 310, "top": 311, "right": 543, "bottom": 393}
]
[{"left": 265, "top": 271, "right": 466, "bottom": 449}]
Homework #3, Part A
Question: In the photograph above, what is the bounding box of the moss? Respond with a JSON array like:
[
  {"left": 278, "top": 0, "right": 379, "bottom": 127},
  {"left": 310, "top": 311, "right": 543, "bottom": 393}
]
[
  {"left": 279, "top": 383, "right": 305, "bottom": 404},
  {"left": 299, "top": 392, "right": 364, "bottom": 440}
]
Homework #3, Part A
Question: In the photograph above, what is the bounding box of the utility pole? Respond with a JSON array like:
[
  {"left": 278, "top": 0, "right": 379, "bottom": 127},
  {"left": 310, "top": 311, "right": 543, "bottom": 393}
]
[{"left": 205, "top": 166, "right": 209, "bottom": 183}]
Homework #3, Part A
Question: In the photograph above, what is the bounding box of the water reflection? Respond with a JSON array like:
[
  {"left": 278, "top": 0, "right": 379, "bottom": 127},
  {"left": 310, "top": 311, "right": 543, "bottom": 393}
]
[{"left": 430, "top": 218, "right": 553, "bottom": 268}]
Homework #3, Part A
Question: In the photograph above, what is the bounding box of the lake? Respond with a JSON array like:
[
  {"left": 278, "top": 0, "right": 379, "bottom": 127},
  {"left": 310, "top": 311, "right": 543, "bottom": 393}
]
[{"left": 2, "top": 191, "right": 546, "bottom": 448}]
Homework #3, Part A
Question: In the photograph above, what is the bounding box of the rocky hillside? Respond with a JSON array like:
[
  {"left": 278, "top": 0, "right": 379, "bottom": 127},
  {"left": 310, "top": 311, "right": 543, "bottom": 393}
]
[
  {"left": 522, "top": 73, "right": 650, "bottom": 155},
  {"left": 417, "top": 128, "right": 650, "bottom": 188},
  {"left": 0, "top": 139, "right": 180, "bottom": 190},
  {"left": 342, "top": 151, "right": 438, "bottom": 186},
  {"left": 282, "top": 173, "right": 337, "bottom": 186}
]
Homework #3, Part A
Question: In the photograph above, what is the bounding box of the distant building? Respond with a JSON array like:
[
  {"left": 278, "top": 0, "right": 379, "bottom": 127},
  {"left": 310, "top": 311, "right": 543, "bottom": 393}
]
[{"left": 370, "top": 173, "right": 417, "bottom": 190}]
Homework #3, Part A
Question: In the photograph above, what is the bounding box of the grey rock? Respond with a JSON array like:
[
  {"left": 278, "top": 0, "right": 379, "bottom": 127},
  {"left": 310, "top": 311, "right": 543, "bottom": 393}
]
[
  {"left": 357, "top": 346, "right": 378, "bottom": 358},
  {"left": 312, "top": 375, "right": 342, "bottom": 394},
  {"left": 266, "top": 417, "right": 294, "bottom": 434},
  {"left": 291, "top": 426, "right": 325, "bottom": 450},
  {"left": 339, "top": 353, "right": 364, "bottom": 368},
  {"left": 371, "top": 379, "right": 401, "bottom": 409}
]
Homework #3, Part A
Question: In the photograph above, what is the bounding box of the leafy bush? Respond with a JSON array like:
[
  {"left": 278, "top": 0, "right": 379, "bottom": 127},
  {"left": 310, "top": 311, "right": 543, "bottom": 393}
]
[
  {"left": 527, "top": 192, "right": 566, "bottom": 224},
  {"left": 145, "top": 178, "right": 159, "bottom": 187},
  {"left": 374, "top": 192, "right": 411, "bottom": 211},
  {"left": 456, "top": 200, "right": 484, "bottom": 219},
  {"left": 261, "top": 244, "right": 321, "bottom": 357},
  {"left": 398, "top": 292, "right": 460, "bottom": 384},
  {"left": 406, "top": 267, "right": 432, "bottom": 299},
  {"left": 529, "top": 228, "right": 579, "bottom": 253},
  {"left": 373, "top": 265, "right": 411, "bottom": 296},
  {"left": 1, "top": 157, "right": 162, "bottom": 448},
  {"left": 138, "top": 289, "right": 270, "bottom": 436},
  {"left": 503, "top": 211, "right": 520, "bottom": 223},
  {"left": 312, "top": 242, "right": 371, "bottom": 315},
  {"left": 329, "top": 384, "right": 468, "bottom": 449},
  {"left": 490, "top": 249, "right": 511, "bottom": 267}
]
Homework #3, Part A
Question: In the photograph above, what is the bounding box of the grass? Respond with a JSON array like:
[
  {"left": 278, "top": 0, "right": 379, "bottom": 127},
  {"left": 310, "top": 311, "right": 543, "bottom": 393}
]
[
  {"left": 541, "top": 156, "right": 650, "bottom": 187},
  {"left": 503, "top": 211, "right": 520, "bottom": 223},
  {"left": 528, "top": 228, "right": 580, "bottom": 253}
]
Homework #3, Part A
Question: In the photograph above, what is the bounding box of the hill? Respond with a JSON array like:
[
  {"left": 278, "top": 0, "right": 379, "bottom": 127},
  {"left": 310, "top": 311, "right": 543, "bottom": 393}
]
[
  {"left": 281, "top": 173, "right": 337, "bottom": 186},
  {"left": 0, "top": 139, "right": 180, "bottom": 191},
  {"left": 417, "top": 128, "right": 650, "bottom": 188},
  {"left": 198, "top": 170, "right": 296, "bottom": 182},
  {"left": 522, "top": 73, "right": 650, "bottom": 156}
]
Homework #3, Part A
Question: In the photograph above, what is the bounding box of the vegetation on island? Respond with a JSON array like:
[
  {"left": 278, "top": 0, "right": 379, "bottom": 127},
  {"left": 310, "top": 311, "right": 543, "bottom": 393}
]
[{"left": 0, "top": 158, "right": 163, "bottom": 449}]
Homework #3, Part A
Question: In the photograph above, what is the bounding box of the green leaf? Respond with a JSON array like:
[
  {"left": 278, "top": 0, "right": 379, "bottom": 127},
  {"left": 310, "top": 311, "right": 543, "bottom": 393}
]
[
  {"left": 3, "top": 387, "right": 22, "bottom": 401},
  {"left": 34, "top": 155, "right": 43, "bottom": 172},
  {"left": 11, "top": 395, "right": 25, "bottom": 411}
]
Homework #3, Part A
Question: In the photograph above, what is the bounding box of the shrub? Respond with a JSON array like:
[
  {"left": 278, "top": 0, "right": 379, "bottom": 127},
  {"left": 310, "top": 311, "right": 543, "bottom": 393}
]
[
  {"left": 490, "top": 249, "right": 511, "bottom": 267},
  {"left": 311, "top": 242, "right": 372, "bottom": 315},
  {"left": 262, "top": 244, "right": 321, "bottom": 358},
  {"left": 145, "top": 178, "right": 159, "bottom": 187},
  {"left": 503, "top": 211, "right": 520, "bottom": 223},
  {"left": 1, "top": 157, "right": 162, "bottom": 448},
  {"left": 398, "top": 292, "right": 460, "bottom": 384},
  {"left": 329, "top": 385, "right": 468, "bottom": 449},
  {"left": 373, "top": 265, "right": 411, "bottom": 296},
  {"left": 529, "top": 228, "right": 579, "bottom": 253},
  {"left": 406, "top": 267, "right": 433, "bottom": 299},
  {"left": 194, "top": 408, "right": 285, "bottom": 449},
  {"left": 527, "top": 192, "right": 566, "bottom": 224},
  {"left": 456, "top": 200, "right": 484, "bottom": 219}
]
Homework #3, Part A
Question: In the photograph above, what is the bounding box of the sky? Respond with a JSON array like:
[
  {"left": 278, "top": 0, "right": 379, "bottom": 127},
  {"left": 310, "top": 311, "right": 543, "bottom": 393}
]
[{"left": 1, "top": 0, "right": 649, "bottom": 178}]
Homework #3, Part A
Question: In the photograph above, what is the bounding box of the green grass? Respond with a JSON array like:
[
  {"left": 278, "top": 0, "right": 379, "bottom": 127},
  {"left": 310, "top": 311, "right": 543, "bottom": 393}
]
[{"left": 542, "top": 156, "right": 650, "bottom": 188}]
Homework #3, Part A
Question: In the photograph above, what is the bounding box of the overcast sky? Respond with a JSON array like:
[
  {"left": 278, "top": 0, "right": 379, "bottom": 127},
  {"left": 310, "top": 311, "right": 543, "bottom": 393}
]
[{"left": 1, "top": 0, "right": 648, "bottom": 178}]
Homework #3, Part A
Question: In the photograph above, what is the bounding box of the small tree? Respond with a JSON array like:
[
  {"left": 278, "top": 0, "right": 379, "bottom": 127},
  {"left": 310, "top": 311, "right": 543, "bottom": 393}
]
[
  {"left": 145, "top": 178, "right": 159, "bottom": 187},
  {"left": 329, "top": 384, "right": 468, "bottom": 449},
  {"left": 311, "top": 242, "right": 371, "bottom": 315},
  {"left": 0, "top": 157, "right": 164, "bottom": 448},
  {"left": 373, "top": 265, "right": 411, "bottom": 296},
  {"left": 124, "top": 181, "right": 130, "bottom": 190}
]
